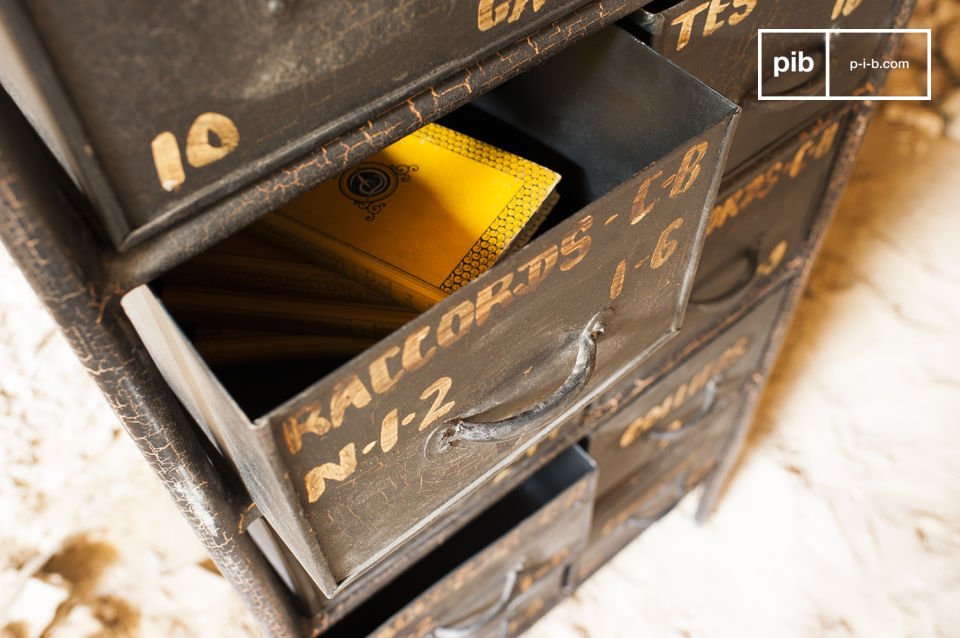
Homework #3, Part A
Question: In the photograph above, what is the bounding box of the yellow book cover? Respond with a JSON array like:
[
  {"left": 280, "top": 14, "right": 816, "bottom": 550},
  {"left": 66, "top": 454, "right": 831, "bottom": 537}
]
[{"left": 255, "top": 123, "right": 561, "bottom": 311}]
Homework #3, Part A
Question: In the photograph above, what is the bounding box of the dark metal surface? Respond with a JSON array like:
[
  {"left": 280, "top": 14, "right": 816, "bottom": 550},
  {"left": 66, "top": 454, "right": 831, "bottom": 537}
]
[
  {"left": 322, "top": 446, "right": 595, "bottom": 638},
  {"left": 585, "top": 284, "right": 790, "bottom": 496},
  {"left": 0, "top": 0, "right": 592, "bottom": 249},
  {"left": 691, "top": 108, "right": 852, "bottom": 306},
  {"left": 574, "top": 408, "right": 733, "bottom": 585},
  {"left": 41, "top": 0, "right": 660, "bottom": 290},
  {"left": 0, "top": 90, "right": 304, "bottom": 638},
  {"left": 626, "top": 0, "right": 899, "bottom": 171}
]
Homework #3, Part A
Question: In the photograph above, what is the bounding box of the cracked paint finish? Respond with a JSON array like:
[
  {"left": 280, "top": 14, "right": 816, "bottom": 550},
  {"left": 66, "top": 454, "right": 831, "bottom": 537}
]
[{"left": 108, "top": 0, "right": 649, "bottom": 290}]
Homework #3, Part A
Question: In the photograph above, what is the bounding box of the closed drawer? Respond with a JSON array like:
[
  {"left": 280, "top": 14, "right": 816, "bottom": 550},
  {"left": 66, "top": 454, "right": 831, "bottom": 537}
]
[
  {"left": 689, "top": 109, "right": 849, "bottom": 309},
  {"left": 324, "top": 445, "right": 595, "bottom": 638},
  {"left": 627, "top": 0, "right": 898, "bottom": 170},
  {"left": 0, "top": 0, "right": 593, "bottom": 249},
  {"left": 574, "top": 407, "right": 733, "bottom": 585},
  {"left": 584, "top": 284, "right": 788, "bottom": 496},
  {"left": 121, "top": 27, "right": 737, "bottom": 598}
]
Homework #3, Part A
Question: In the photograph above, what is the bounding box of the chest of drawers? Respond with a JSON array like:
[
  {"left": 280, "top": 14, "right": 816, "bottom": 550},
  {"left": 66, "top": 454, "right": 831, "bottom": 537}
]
[{"left": 0, "top": 1, "right": 916, "bottom": 635}]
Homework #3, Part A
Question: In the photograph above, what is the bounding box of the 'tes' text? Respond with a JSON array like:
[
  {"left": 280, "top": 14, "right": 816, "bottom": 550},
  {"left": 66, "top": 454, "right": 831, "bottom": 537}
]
[{"left": 669, "top": 0, "right": 757, "bottom": 51}]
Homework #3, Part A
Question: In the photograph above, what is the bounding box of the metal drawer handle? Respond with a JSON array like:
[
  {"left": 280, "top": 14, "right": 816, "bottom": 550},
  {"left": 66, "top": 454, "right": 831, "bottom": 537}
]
[
  {"left": 743, "top": 44, "right": 827, "bottom": 110},
  {"left": 648, "top": 376, "right": 723, "bottom": 442},
  {"left": 690, "top": 248, "right": 759, "bottom": 310},
  {"left": 431, "top": 564, "right": 522, "bottom": 638},
  {"left": 430, "top": 312, "right": 605, "bottom": 452},
  {"left": 624, "top": 472, "right": 690, "bottom": 531}
]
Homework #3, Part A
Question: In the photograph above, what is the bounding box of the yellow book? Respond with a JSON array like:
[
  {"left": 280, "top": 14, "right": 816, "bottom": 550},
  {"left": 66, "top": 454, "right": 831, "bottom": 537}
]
[{"left": 255, "top": 124, "right": 561, "bottom": 311}]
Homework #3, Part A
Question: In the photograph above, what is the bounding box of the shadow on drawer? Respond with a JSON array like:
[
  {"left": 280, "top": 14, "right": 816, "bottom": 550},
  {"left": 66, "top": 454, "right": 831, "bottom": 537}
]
[
  {"left": 584, "top": 285, "right": 789, "bottom": 496},
  {"left": 690, "top": 108, "right": 850, "bottom": 309},
  {"left": 574, "top": 403, "right": 733, "bottom": 585},
  {"left": 121, "top": 26, "right": 737, "bottom": 599},
  {"left": 323, "top": 445, "right": 595, "bottom": 638}
]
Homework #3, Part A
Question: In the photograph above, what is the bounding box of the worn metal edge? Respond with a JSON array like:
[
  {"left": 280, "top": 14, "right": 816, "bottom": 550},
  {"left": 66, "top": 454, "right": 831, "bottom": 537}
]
[
  {"left": 104, "top": 0, "right": 650, "bottom": 291},
  {"left": 0, "top": 90, "right": 306, "bottom": 638}
]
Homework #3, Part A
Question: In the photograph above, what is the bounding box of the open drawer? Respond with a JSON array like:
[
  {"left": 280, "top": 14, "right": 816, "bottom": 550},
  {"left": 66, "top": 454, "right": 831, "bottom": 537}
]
[
  {"left": 583, "top": 284, "right": 789, "bottom": 496},
  {"left": 626, "top": 0, "right": 898, "bottom": 172},
  {"left": 121, "top": 26, "right": 737, "bottom": 598},
  {"left": 323, "top": 445, "right": 595, "bottom": 638}
]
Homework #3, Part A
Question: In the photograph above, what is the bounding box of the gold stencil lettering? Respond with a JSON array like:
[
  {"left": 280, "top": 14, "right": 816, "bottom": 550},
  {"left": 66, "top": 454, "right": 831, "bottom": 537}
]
[
  {"left": 513, "top": 245, "right": 559, "bottom": 296},
  {"left": 402, "top": 325, "right": 437, "bottom": 372},
  {"left": 671, "top": 1, "right": 709, "bottom": 50},
  {"left": 151, "top": 131, "right": 186, "bottom": 192},
  {"left": 651, "top": 217, "right": 684, "bottom": 269},
  {"left": 419, "top": 377, "right": 456, "bottom": 432},
  {"left": 670, "top": 141, "right": 709, "bottom": 197},
  {"left": 704, "top": 0, "right": 731, "bottom": 36},
  {"left": 186, "top": 112, "right": 240, "bottom": 168},
  {"left": 728, "top": 0, "right": 757, "bottom": 26},
  {"left": 369, "top": 346, "right": 404, "bottom": 394},
  {"left": 437, "top": 300, "right": 476, "bottom": 347},
  {"left": 477, "top": 0, "right": 511, "bottom": 30},
  {"left": 329, "top": 375, "right": 373, "bottom": 427},
  {"left": 631, "top": 170, "right": 663, "bottom": 224},
  {"left": 380, "top": 409, "right": 399, "bottom": 453},
  {"left": 282, "top": 405, "right": 333, "bottom": 454},
  {"left": 305, "top": 444, "right": 357, "bottom": 503},
  {"left": 476, "top": 272, "right": 515, "bottom": 326},
  {"left": 559, "top": 215, "right": 593, "bottom": 271}
]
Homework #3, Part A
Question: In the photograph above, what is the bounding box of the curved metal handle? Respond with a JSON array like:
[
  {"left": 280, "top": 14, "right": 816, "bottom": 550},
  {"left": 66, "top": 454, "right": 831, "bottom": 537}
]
[
  {"left": 743, "top": 45, "right": 827, "bottom": 110},
  {"left": 648, "top": 377, "right": 722, "bottom": 442},
  {"left": 430, "top": 312, "right": 605, "bottom": 452},
  {"left": 431, "top": 565, "right": 522, "bottom": 638},
  {"left": 691, "top": 249, "right": 759, "bottom": 310},
  {"left": 624, "top": 472, "right": 689, "bottom": 531}
]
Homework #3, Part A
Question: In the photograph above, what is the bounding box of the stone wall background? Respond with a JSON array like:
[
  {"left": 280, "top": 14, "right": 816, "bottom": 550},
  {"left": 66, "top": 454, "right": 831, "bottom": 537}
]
[{"left": 2, "top": 4, "right": 959, "bottom": 637}]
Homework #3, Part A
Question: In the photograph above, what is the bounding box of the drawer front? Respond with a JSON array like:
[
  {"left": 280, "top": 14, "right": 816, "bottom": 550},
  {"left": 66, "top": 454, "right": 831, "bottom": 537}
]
[
  {"left": 629, "top": 0, "right": 897, "bottom": 169},
  {"left": 0, "top": 0, "right": 590, "bottom": 248},
  {"left": 124, "top": 27, "right": 737, "bottom": 595},
  {"left": 689, "top": 110, "right": 848, "bottom": 309},
  {"left": 585, "top": 285, "right": 788, "bottom": 495},
  {"left": 574, "top": 407, "right": 733, "bottom": 585},
  {"left": 327, "top": 446, "right": 595, "bottom": 638}
]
